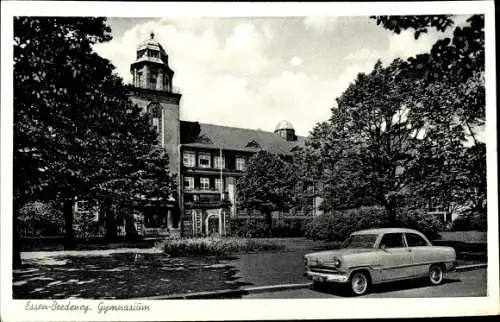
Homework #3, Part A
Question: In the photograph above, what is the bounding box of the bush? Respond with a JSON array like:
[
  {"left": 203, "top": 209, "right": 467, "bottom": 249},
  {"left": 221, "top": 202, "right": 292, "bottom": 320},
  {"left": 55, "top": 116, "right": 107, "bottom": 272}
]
[
  {"left": 230, "top": 219, "right": 269, "bottom": 237},
  {"left": 395, "top": 208, "right": 445, "bottom": 240},
  {"left": 160, "top": 237, "right": 286, "bottom": 257},
  {"left": 451, "top": 211, "right": 487, "bottom": 231},
  {"left": 230, "top": 218, "right": 307, "bottom": 238},
  {"left": 304, "top": 206, "right": 446, "bottom": 241},
  {"left": 303, "top": 206, "right": 390, "bottom": 241}
]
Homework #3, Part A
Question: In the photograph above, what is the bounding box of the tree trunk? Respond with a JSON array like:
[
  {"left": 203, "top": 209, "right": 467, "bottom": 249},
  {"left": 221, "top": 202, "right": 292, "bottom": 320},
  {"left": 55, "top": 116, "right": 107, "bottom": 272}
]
[
  {"left": 264, "top": 211, "right": 273, "bottom": 237},
  {"left": 103, "top": 201, "right": 117, "bottom": 241},
  {"left": 13, "top": 199, "right": 23, "bottom": 268},
  {"left": 125, "top": 214, "right": 139, "bottom": 241},
  {"left": 63, "top": 198, "right": 76, "bottom": 250},
  {"left": 105, "top": 211, "right": 117, "bottom": 241},
  {"left": 385, "top": 202, "right": 397, "bottom": 226}
]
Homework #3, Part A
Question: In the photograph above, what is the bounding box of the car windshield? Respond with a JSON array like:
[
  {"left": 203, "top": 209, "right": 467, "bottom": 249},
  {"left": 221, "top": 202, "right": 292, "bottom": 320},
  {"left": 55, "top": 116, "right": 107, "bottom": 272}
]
[{"left": 341, "top": 234, "right": 378, "bottom": 249}]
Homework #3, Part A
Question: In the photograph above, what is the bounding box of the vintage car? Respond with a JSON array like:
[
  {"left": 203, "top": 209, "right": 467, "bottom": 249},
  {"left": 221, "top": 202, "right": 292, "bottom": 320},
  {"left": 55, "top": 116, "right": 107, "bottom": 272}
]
[{"left": 304, "top": 228, "right": 456, "bottom": 296}]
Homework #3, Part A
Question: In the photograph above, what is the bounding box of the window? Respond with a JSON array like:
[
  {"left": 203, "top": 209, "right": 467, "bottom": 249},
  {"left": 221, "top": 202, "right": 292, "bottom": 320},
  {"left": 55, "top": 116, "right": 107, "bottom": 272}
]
[
  {"left": 137, "top": 71, "right": 143, "bottom": 86},
  {"left": 184, "top": 177, "right": 194, "bottom": 190},
  {"left": 236, "top": 157, "right": 246, "bottom": 171},
  {"left": 149, "top": 67, "right": 157, "bottom": 89},
  {"left": 152, "top": 117, "right": 160, "bottom": 134},
  {"left": 198, "top": 152, "right": 211, "bottom": 168},
  {"left": 215, "top": 178, "right": 223, "bottom": 192},
  {"left": 379, "top": 233, "right": 405, "bottom": 248},
  {"left": 341, "top": 234, "right": 378, "bottom": 249},
  {"left": 200, "top": 177, "right": 210, "bottom": 190},
  {"left": 183, "top": 151, "right": 196, "bottom": 167},
  {"left": 75, "top": 200, "right": 91, "bottom": 212},
  {"left": 406, "top": 233, "right": 429, "bottom": 247},
  {"left": 214, "top": 156, "right": 225, "bottom": 169}
]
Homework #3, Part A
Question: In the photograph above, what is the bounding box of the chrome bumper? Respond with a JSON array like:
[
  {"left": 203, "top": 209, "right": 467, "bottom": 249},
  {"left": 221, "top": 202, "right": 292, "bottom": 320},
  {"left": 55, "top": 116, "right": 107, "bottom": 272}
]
[{"left": 304, "top": 270, "right": 349, "bottom": 283}]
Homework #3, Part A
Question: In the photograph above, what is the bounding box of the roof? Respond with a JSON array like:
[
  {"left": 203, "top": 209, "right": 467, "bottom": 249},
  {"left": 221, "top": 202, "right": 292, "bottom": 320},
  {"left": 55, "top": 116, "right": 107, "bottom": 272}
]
[
  {"left": 137, "top": 33, "right": 166, "bottom": 54},
  {"left": 275, "top": 120, "right": 294, "bottom": 131},
  {"left": 351, "top": 228, "right": 423, "bottom": 235},
  {"left": 180, "top": 121, "right": 305, "bottom": 155}
]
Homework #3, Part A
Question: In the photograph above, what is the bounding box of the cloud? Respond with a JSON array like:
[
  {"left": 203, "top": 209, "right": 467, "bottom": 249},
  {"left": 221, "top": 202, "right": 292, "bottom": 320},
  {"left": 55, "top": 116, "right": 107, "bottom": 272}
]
[
  {"left": 303, "top": 15, "right": 338, "bottom": 32},
  {"left": 93, "top": 17, "right": 449, "bottom": 138},
  {"left": 290, "top": 56, "right": 303, "bottom": 67}
]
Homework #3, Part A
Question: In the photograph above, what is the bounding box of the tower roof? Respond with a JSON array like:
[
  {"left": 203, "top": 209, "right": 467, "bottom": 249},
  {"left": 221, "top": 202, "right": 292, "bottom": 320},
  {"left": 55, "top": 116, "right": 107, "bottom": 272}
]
[
  {"left": 136, "top": 32, "right": 166, "bottom": 54},
  {"left": 274, "top": 120, "right": 295, "bottom": 132}
]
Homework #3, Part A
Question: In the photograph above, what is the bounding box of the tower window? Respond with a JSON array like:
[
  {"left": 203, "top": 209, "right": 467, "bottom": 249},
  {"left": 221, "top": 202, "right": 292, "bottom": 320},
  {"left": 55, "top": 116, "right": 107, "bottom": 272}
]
[
  {"left": 137, "top": 71, "right": 143, "bottom": 87},
  {"left": 149, "top": 70, "right": 157, "bottom": 89}
]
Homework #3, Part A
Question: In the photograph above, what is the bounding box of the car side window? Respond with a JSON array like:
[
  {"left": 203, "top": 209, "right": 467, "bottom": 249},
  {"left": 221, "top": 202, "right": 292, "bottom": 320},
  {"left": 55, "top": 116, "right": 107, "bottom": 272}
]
[
  {"left": 379, "top": 233, "right": 405, "bottom": 248},
  {"left": 406, "top": 233, "right": 429, "bottom": 247}
]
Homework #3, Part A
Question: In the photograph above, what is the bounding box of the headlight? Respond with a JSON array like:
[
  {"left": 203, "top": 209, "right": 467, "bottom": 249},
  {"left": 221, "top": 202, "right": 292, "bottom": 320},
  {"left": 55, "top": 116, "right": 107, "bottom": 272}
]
[{"left": 333, "top": 256, "right": 341, "bottom": 267}]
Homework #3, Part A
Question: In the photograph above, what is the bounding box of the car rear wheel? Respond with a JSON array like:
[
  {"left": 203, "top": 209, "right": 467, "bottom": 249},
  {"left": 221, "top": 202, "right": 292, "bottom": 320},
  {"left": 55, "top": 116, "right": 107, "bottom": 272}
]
[
  {"left": 429, "top": 264, "right": 444, "bottom": 285},
  {"left": 350, "top": 271, "right": 369, "bottom": 296}
]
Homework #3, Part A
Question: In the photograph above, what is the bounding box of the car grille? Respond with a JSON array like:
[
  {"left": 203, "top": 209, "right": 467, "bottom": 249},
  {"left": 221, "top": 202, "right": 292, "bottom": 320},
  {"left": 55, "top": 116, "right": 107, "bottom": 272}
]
[{"left": 309, "top": 266, "right": 338, "bottom": 274}]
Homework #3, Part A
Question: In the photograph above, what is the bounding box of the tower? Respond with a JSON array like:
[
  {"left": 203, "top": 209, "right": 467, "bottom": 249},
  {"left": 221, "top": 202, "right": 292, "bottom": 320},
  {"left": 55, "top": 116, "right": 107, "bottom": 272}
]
[
  {"left": 128, "top": 32, "right": 181, "bottom": 176},
  {"left": 128, "top": 32, "right": 182, "bottom": 233},
  {"left": 274, "top": 120, "right": 296, "bottom": 141}
]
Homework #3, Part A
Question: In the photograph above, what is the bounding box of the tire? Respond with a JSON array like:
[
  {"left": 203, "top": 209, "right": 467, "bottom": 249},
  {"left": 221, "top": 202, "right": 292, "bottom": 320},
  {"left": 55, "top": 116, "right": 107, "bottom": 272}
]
[
  {"left": 312, "top": 281, "right": 325, "bottom": 291},
  {"left": 429, "top": 264, "right": 444, "bottom": 285},
  {"left": 350, "top": 271, "right": 369, "bottom": 296}
]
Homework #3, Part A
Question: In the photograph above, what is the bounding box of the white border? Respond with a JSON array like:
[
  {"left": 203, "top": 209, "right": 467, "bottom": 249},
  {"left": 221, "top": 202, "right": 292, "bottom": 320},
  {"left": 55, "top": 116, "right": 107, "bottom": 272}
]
[{"left": 1, "top": 1, "right": 498, "bottom": 321}]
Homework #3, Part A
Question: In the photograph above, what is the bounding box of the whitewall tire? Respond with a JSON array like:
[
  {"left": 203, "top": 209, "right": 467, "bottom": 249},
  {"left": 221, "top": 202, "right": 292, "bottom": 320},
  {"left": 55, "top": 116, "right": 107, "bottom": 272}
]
[{"left": 429, "top": 264, "right": 444, "bottom": 285}]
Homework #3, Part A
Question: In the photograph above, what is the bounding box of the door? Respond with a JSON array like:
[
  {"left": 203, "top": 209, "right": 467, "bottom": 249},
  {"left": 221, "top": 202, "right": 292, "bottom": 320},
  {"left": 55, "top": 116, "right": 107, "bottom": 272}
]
[
  {"left": 378, "top": 233, "right": 413, "bottom": 281},
  {"left": 405, "top": 232, "right": 433, "bottom": 277}
]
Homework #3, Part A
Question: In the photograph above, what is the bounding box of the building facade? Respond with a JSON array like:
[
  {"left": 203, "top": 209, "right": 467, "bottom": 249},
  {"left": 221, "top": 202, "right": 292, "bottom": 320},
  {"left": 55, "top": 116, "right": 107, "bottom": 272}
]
[{"left": 126, "top": 33, "right": 311, "bottom": 238}]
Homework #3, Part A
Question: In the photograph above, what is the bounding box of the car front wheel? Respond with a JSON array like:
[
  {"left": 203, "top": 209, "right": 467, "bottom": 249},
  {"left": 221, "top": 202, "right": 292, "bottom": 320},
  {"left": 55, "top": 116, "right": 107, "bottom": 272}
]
[
  {"left": 429, "top": 264, "right": 444, "bottom": 285},
  {"left": 350, "top": 271, "right": 369, "bottom": 296}
]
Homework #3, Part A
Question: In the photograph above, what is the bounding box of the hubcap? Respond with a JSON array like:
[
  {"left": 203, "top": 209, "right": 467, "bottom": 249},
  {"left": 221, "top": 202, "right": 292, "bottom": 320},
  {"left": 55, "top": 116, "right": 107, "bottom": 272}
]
[
  {"left": 352, "top": 274, "right": 367, "bottom": 294},
  {"left": 430, "top": 267, "right": 443, "bottom": 284}
]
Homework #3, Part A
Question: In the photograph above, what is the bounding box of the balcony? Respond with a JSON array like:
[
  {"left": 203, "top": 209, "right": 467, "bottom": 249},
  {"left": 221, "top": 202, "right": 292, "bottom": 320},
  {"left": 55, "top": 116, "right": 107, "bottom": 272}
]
[{"left": 184, "top": 192, "right": 231, "bottom": 209}]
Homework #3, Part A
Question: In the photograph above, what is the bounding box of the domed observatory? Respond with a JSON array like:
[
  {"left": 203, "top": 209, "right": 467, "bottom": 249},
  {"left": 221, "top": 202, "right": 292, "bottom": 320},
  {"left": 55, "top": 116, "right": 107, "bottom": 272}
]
[
  {"left": 130, "top": 32, "right": 175, "bottom": 92},
  {"left": 274, "top": 120, "right": 297, "bottom": 141}
]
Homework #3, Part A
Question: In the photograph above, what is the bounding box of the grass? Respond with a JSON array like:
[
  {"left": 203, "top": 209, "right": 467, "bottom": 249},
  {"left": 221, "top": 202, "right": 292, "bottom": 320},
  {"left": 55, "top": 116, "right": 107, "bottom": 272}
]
[{"left": 160, "top": 237, "right": 287, "bottom": 257}]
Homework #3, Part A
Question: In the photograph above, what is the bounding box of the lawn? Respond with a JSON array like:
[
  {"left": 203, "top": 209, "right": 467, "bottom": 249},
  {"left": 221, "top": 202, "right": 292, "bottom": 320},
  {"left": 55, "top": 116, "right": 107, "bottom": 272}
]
[{"left": 13, "top": 248, "right": 248, "bottom": 299}]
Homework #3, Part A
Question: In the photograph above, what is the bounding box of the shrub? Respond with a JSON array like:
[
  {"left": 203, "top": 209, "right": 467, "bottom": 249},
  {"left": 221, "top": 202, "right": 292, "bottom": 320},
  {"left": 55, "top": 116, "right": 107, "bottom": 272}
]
[
  {"left": 304, "top": 206, "right": 446, "bottom": 241},
  {"left": 451, "top": 211, "right": 487, "bottom": 232},
  {"left": 395, "top": 208, "right": 445, "bottom": 240},
  {"left": 303, "top": 206, "right": 390, "bottom": 241},
  {"left": 160, "top": 237, "right": 286, "bottom": 257},
  {"left": 230, "top": 218, "right": 307, "bottom": 238}
]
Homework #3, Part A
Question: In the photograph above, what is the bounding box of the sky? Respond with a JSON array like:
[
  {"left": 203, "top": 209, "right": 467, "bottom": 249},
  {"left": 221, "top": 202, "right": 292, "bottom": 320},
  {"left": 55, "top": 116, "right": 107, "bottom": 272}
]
[{"left": 93, "top": 15, "right": 470, "bottom": 137}]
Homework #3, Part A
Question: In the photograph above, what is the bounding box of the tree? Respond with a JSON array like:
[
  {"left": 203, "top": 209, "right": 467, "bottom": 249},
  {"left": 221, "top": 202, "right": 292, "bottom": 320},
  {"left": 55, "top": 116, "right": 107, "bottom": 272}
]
[
  {"left": 237, "top": 151, "right": 298, "bottom": 236},
  {"left": 303, "top": 15, "right": 485, "bottom": 225},
  {"left": 13, "top": 17, "right": 174, "bottom": 261},
  {"left": 371, "top": 14, "right": 486, "bottom": 222}
]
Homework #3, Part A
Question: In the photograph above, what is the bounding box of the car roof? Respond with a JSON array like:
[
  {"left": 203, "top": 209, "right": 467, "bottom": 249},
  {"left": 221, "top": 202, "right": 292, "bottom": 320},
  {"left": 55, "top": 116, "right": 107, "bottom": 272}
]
[{"left": 351, "top": 228, "right": 423, "bottom": 235}]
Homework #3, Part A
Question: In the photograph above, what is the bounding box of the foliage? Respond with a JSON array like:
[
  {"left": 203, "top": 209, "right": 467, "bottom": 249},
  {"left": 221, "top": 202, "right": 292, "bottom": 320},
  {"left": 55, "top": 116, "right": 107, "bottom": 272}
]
[
  {"left": 230, "top": 218, "right": 306, "bottom": 238},
  {"left": 303, "top": 207, "right": 391, "bottom": 241},
  {"left": 161, "top": 237, "right": 286, "bottom": 257},
  {"left": 395, "top": 208, "right": 445, "bottom": 240},
  {"left": 303, "top": 206, "right": 444, "bottom": 241},
  {"left": 237, "top": 151, "right": 298, "bottom": 235},
  {"left": 370, "top": 15, "right": 455, "bottom": 39},
  {"left": 302, "top": 15, "right": 486, "bottom": 227},
  {"left": 451, "top": 212, "right": 487, "bottom": 232},
  {"left": 17, "top": 201, "right": 64, "bottom": 236},
  {"left": 13, "top": 17, "right": 175, "bottom": 250}
]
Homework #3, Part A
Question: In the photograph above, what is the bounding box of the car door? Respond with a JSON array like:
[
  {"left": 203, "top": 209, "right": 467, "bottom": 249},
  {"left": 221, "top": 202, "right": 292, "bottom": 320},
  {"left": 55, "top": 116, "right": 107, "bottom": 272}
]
[
  {"left": 378, "top": 232, "right": 413, "bottom": 281},
  {"left": 405, "top": 232, "right": 433, "bottom": 277}
]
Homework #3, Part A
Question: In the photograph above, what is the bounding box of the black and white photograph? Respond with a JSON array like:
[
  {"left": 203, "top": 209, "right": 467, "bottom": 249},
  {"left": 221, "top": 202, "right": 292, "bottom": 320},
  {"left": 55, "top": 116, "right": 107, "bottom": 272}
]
[{"left": 1, "top": 1, "right": 498, "bottom": 320}]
